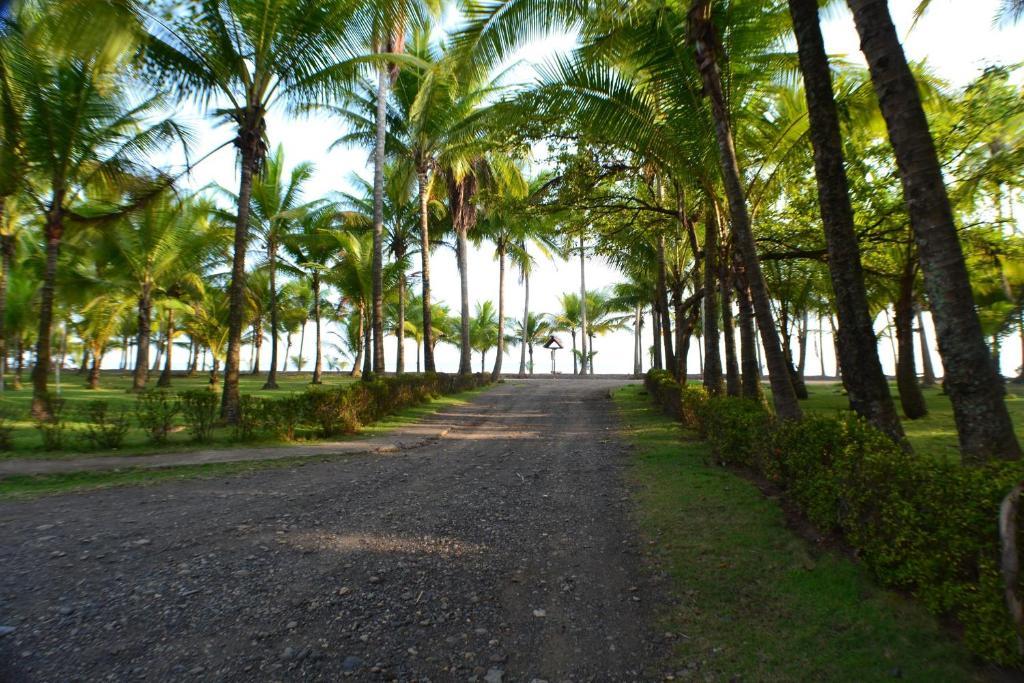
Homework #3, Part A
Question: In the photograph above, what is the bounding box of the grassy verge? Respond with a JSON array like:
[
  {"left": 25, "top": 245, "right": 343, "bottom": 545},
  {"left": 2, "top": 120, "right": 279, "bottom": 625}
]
[
  {"left": 789, "top": 381, "right": 1022, "bottom": 462},
  {"left": 0, "top": 388, "right": 482, "bottom": 500},
  {"left": 615, "top": 383, "right": 987, "bottom": 682}
]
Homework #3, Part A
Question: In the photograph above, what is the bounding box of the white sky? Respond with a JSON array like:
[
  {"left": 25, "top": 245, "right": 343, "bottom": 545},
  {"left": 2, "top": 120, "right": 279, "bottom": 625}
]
[{"left": 135, "top": 0, "right": 1024, "bottom": 378}]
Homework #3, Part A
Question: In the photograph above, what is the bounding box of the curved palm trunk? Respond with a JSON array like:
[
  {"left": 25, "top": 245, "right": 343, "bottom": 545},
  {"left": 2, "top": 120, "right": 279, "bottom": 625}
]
[
  {"left": 417, "top": 170, "right": 436, "bottom": 373},
  {"left": 702, "top": 212, "right": 723, "bottom": 394},
  {"left": 491, "top": 242, "right": 506, "bottom": 381},
  {"left": 847, "top": 0, "right": 1018, "bottom": 460},
  {"left": 157, "top": 309, "right": 174, "bottom": 388},
  {"left": 264, "top": 240, "right": 280, "bottom": 389},
  {"left": 917, "top": 308, "right": 937, "bottom": 386},
  {"left": 187, "top": 340, "right": 198, "bottom": 376},
  {"left": 689, "top": 1, "right": 801, "bottom": 420},
  {"left": 222, "top": 133, "right": 259, "bottom": 422},
  {"left": 131, "top": 284, "right": 152, "bottom": 391},
  {"left": 578, "top": 236, "right": 589, "bottom": 376},
  {"left": 518, "top": 266, "right": 529, "bottom": 377},
  {"left": 312, "top": 273, "right": 323, "bottom": 384},
  {"left": 789, "top": 0, "right": 904, "bottom": 440},
  {"left": 370, "top": 65, "right": 388, "bottom": 378},
  {"left": 457, "top": 228, "right": 472, "bottom": 375},
  {"left": 31, "top": 206, "right": 63, "bottom": 419},
  {"left": 250, "top": 320, "right": 262, "bottom": 374}
]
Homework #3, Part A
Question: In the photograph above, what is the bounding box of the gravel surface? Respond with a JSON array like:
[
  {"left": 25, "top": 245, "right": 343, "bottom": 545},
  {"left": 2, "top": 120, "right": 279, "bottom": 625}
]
[{"left": 0, "top": 379, "right": 669, "bottom": 681}]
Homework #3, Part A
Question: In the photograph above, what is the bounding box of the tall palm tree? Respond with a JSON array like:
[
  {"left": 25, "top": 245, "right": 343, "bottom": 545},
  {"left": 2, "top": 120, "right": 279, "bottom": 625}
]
[
  {"left": 15, "top": 37, "right": 181, "bottom": 417},
  {"left": 512, "top": 312, "right": 553, "bottom": 376},
  {"left": 142, "top": 0, "right": 364, "bottom": 420},
  {"left": 845, "top": 0, "right": 1020, "bottom": 461}
]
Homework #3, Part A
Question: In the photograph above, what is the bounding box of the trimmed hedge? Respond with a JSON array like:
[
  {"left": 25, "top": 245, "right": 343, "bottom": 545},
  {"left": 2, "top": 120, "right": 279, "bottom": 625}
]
[
  {"left": 644, "top": 369, "right": 1024, "bottom": 665},
  {"left": 237, "top": 372, "right": 492, "bottom": 441}
]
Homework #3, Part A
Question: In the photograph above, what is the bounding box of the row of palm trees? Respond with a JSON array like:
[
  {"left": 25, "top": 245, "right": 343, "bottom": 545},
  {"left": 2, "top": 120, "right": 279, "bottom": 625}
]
[{"left": 1, "top": 0, "right": 1021, "bottom": 465}]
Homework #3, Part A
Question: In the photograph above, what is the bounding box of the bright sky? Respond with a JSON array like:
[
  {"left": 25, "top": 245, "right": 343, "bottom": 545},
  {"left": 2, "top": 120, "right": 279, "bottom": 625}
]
[{"left": 139, "top": 0, "right": 1024, "bottom": 378}]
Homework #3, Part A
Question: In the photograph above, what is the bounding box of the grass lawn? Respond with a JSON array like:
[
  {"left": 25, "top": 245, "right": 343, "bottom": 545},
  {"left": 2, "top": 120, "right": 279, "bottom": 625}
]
[
  {"left": 0, "top": 370, "right": 357, "bottom": 459},
  {"left": 615, "top": 383, "right": 990, "bottom": 681},
  {"left": 0, "top": 388, "right": 482, "bottom": 499},
  {"left": 798, "top": 381, "right": 1024, "bottom": 462}
]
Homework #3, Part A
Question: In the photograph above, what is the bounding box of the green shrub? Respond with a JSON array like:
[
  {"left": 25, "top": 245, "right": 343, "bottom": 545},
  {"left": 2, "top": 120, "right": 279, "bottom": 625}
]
[
  {"left": 0, "top": 407, "right": 15, "bottom": 451},
  {"left": 304, "top": 386, "right": 359, "bottom": 437},
  {"left": 136, "top": 390, "right": 180, "bottom": 445},
  {"left": 233, "top": 395, "right": 264, "bottom": 442},
  {"left": 178, "top": 389, "right": 219, "bottom": 442},
  {"left": 81, "top": 401, "right": 130, "bottom": 449},
  {"left": 34, "top": 398, "right": 68, "bottom": 450},
  {"left": 267, "top": 394, "right": 305, "bottom": 441},
  {"left": 642, "top": 370, "right": 1024, "bottom": 665}
]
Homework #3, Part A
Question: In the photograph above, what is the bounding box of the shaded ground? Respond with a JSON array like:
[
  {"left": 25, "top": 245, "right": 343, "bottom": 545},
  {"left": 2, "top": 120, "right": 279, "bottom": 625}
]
[{"left": 0, "top": 379, "right": 666, "bottom": 681}]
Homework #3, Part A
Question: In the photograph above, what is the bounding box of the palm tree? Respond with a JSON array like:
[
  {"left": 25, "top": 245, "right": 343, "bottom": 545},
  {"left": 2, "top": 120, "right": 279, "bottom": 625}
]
[
  {"left": 468, "top": 300, "right": 499, "bottom": 372},
  {"left": 786, "top": 0, "right": 906, "bottom": 443},
  {"left": 142, "top": 0, "right": 365, "bottom": 420},
  {"left": 15, "top": 36, "right": 181, "bottom": 417},
  {"left": 844, "top": 0, "right": 1020, "bottom": 461},
  {"left": 511, "top": 312, "right": 553, "bottom": 376},
  {"left": 552, "top": 293, "right": 583, "bottom": 376},
  {"left": 237, "top": 146, "right": 319, "bottom": 389}
]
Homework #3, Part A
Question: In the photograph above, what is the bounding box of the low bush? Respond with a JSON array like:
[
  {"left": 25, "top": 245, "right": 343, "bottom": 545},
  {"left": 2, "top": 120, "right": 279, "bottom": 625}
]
[
  {"left": 81, "top": 401, "right": 130, "bottom": 449},
  {"left": 643, "top": 369, "right": 1024, "bottom": 665},
  {"left": 0, "top": 407, "right": 15, "bottom": 451},
  {"left": 136, "top": 390, "right": 180, "bottom": 444},
  {"left": 178, "top": 389, "right": 219, "bottom": 443},
  {"left": 34, "top": 398, "right": 68, "bottom": 450}
]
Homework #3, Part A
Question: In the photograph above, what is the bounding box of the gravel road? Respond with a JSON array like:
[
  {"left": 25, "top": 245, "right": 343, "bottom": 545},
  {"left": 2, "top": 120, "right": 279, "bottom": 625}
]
[{"left": 0, "top": 379, "right": 669, "bottom": 681}]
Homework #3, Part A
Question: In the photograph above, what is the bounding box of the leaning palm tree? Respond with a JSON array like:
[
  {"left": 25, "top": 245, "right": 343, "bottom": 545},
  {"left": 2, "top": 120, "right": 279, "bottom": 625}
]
[
  {"left": 141, "top": 0, "right": 366, "bottom": 420},
  {"left": 15, "top": 33, "right": 183, "bottom": 417},
  {"left": 844, "top": 0, "right": 1020, "bottom": 461}
]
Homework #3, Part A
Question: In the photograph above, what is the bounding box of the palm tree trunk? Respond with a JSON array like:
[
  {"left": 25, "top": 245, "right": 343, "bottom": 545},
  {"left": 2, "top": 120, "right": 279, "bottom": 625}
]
[
  {"left": 579, "top": 235, "right": 589, "bottom": 375},
  {"left": 264, "top": 239, "right": 280, "bottom": 389},
  {"left": 789, "top": 0, "right": 905, "bottom": 441},
  {"left": 31, "top": 206, "right": 63, "bottom": 419},
  {"left": 298, "top": 320, "right": 306, "bottom": 374},
  {"left": 917, "top": 308, "right": 937, "bottom": 387},
  {"left": 15, "top": 337, "right": 24, "bottom": 389},
  {"left": 689, "top": 1, "right": 801, "bottom": 420},
  {"left": 131, "top": 284, "right": 152, "bottom": 391},
  {"left": 188, "top": 340, "right": 198, "bottom": 376},
  {"left": 87, "top": 344, "right": 101, "bottom": 390},
  {"left": 734, "top": 256, "right": 763, "bottom": 400},
  {"left": 152, "top": 332, "right": 162, "bottom": 372},
  {"left": 209, "top": 357, "right": 219, "bottom": 388},
  {"left": 570, "top": 329, "right": 577, "bottom": 375},
  {"left": 491, "top": 242, "right": 506, "bottom": 381},
  {"left": 396, "top": 267, "right": 406, "bottom": 374},
  {"left": 157, "top": 309, "right": 174, "bottom": 388},
  {"left": 312, "top": 273, "right": 323, "bottom": 384},
  {"left": 351, "top": 306, "right": 363, "bottom": 377},
  {"left": 0, "top": 223, "right": 11, "bottom": 393},
  {"left": 656, "top": 236, "right": 675, "bottom": 372},
  {"left": 722, "top": 254, "right": 740, "bottom": 396},
  {"left": 251, "top": 320, "right": 262, "bottom": 374},
  {"left": 702, "top": 210, "right": 723, "bottom": 395},
  {"left": 457, "top": 228, "right": 472, "bottom": 375},
  {"left": 630, "top": 305, "right": 638, "bottom": 378},
  {"left": 847, "top": 0, "right": 1018, "bottom": 460},
  {"left": 418, "top": 169, "right": 436, "bottom": 373},
  {"left": 370, "top": 64, "right": 388, "bottom": 378},
  {"left": 222, "top": 132, "right": 259, "bottom": 422},
  {"left": 283, "top": 333, "right": 291, "bottom": 372},
  {"left": 518, "top": 265, "right": 529, "bottom": 377},
  {"left": 896, "top": 265, "right": 928, "bottom": 419},
  {"left": 651, "top": 304, "right": 663, "bottom": 370},
  {"left": 362, "top": 303, "right": 372, "bottom": 377}
]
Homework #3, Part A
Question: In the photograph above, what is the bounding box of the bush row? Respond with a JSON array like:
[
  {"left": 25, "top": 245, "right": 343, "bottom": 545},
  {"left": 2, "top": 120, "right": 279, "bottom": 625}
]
[
  {"left": 644, "top": 368, "right": 1024, "bottom": 665},
  {"left": 3, "top": 373, "right": 491, "bottom": 451}
]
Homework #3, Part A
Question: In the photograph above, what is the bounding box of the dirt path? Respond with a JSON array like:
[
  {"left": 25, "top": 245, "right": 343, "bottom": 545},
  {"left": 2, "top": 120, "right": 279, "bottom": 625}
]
[{"left": 0, "top": 379, "right": 668, "bottom": 681}]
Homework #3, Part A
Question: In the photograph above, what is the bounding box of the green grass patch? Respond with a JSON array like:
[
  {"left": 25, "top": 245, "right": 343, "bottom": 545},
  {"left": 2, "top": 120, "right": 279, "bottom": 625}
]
[
  {"left": 0, "top": 388, "right": 480, "bottom": 500},
  {"left": 615, "top": 383, "right": 988, "bottom": 681},
  {"left": 790, "top": 381, "right": 1023, "bottom": 463}
]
